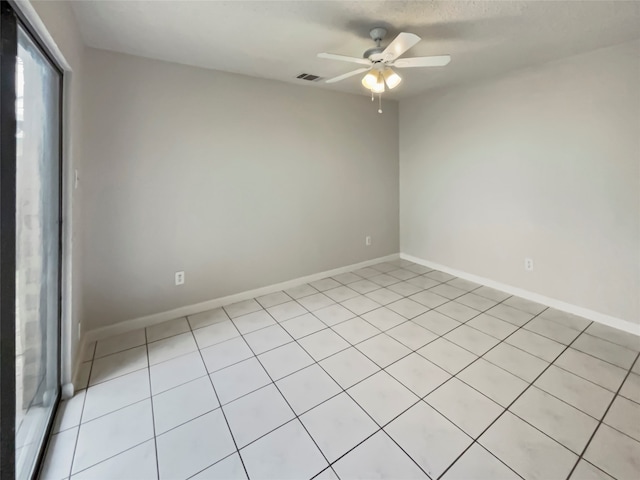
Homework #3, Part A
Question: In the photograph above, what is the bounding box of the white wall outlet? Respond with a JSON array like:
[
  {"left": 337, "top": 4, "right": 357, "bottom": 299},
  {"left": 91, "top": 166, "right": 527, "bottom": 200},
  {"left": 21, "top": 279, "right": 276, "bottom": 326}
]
[
  {"left": 524, "top": 258, "right": 534, "bottom": 271},
  {"left": 365, "top": 236, "right": 372, "bottom": 246},
  {"left": 175, "top": 271, "right": 185, "bottom": 285}
]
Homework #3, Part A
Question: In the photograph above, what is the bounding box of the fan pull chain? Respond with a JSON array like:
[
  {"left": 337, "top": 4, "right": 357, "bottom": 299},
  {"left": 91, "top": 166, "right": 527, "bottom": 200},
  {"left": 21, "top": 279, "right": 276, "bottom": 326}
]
[
  {"left": 371, "top": 90, "right": 374, "bottom": 102},
  {"left": 378, "top": 93, "right": 382, "bottom": 114}
]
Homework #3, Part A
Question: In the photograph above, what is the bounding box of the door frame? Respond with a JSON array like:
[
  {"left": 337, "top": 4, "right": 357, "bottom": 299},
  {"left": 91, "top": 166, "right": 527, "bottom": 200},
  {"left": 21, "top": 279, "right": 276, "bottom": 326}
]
[
  {"left": 0, "top": 0, "right": 64, "bottom": 477},
  {"left": 0, "top": 2, "right": 19, "bottom": 477}
]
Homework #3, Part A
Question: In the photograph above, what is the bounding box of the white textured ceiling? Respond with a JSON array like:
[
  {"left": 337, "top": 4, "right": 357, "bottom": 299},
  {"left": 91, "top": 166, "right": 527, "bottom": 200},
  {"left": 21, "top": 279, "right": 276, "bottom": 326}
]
[{"left": 71, "top": 0, "right": 640, "bottom": 99}]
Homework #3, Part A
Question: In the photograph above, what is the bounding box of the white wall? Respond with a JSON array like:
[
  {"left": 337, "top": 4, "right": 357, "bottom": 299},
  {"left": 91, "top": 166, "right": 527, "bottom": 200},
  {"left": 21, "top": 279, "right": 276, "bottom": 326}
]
[
  {"left": 27, "top": 0, "right": 86, "bottom": 386},
  {"left": 400, "top": 40, "right": 640, "bottom": 324},
  {"left": 82, "top": 49, "right": 399, "bottom": 330}
]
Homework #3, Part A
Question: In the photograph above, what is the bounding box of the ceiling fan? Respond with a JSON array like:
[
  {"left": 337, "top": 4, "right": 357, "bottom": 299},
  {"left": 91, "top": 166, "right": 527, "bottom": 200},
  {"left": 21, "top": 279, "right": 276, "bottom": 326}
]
[{"left": 318, "top": 27, "right": 450, "bottom": 98}]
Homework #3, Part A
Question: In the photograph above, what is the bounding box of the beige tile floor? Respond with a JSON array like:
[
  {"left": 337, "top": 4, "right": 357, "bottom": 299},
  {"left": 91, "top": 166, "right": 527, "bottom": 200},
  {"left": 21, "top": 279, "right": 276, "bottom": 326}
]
[{"left": 41, "top": 259, "right": 640, "bottom": 480}]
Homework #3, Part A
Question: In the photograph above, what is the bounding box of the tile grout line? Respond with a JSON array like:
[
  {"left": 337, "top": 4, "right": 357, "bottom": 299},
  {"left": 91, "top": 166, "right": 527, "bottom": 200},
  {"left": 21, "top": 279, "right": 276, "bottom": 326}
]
[
  {"left": 201, "top": 270, "right": 449, "bottom": 478},
  {"left": 564, "top": 351, "right": 640, "bottom": 480},
  {"left": 77, "top": 320, "right": 377, "bottom": 435},
  {"left": 46, "top": 272, "right": 476, "bottom": 466},
  {"left": 236, "top": 264, "right": 460, "bottom": 463},
  {"left": 68, "top": 437, "right": 154, "bottom": 477},
  {"left": 367, "top": 294, "right": 544, "bottom": 480},
  {"left": 580, "top": 457, "right": 625, "bottom": 480},
  {"left": 69, "top": 272, "right": 536, "bottom": 477},
  {"left": 115, "top": 311, "right": 585, "bottom": 375},
  {"left": 274, "top": 318, "right": 437, "bottom": 478},
  {"left": 311, "top": 466, "right": 340, "bottom": 480},
  {"left": 91, "top": 259, "right": 624, "bottom": 359},
  {"left": 234, "top": 307, "right": 338, "bottom": 478},
  {"left": 80, "top": 268, "right": 632, "bottom": 473},
  {"left": 367, "top": 292, "right": 633, "bottom": 395},
  {"left": 255, "top": 290, "right": 295, "bottom": 310},
  {"left": 436, "top": 315, "right": 640, "bottom": 422},
  {"left": 65, "top": 332, "right": 97, "bottom": 478},
  {"left": 187, "top": 296, "right": 384, "bottom": 478},
  {"left": 435, "top": 315, "right": 596, "bottom": 480},
  {"left": 184, "top": 449, "right": 241, "bottom": 480},
  {"left": 576, "top": 458, "right": 617, "bottom": 480},
  {"left": 188, "top": 326, "right": 252, "bottom": 480},
  {"left": 412, "top": 305, "right": 548, "bottom": 480},
  {"left": 419, "top": 331, "right": 619, "bottom": 475},
  {"left": 72, "top": 262, "right": 639, "bottom": 479},
  {"left": 523, "top": 327, "right": 638, "bottom": 369},
  {"left": 81, "top": 316, "right": 625, "bottom": 452},
  {"left": 238, "top": 303, "right": 600, "bottom": 372},
  {"left": 304, "top": 316, "right": 513, "bottom": 479},
  {"left": 66, "top": 324, "right": 638, "bottom": 475},
  {"left": 86, "top": 270, "right": 627, "bottom": 383},
  {"left": 143, "top": 328, "right": 161, "bottom": 480},
  {"left": 259, "top": 275, "right": 530, "bottom": 478},
  {"left": 322, "top": 280, "right": 632, "bottom": 373},
  {"left": 69, "top": 337, "right": 163, "bottom": 477},
  {"left": 87, "top": 264, "right": 418, "bottom": 358}
]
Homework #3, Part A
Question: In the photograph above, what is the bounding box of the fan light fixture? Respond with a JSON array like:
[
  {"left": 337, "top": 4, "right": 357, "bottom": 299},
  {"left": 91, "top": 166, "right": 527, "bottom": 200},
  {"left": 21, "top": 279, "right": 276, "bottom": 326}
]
[
  {"left": 361, "top": 71, "right": 378, "bottom": 89},
  {"left": 362, "top": 67, "right": 401, "bottom": 93},
  {"left": 372, "top": 73, "right": 385, "bottom": 93},
  {"left": 383, "top": 68, "right": 402, "bottom": 89}
]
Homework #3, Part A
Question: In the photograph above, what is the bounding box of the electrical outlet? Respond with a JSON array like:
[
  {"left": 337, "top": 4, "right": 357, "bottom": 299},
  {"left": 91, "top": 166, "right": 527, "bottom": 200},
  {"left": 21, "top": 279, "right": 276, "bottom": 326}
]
[
  {"left": 175, "top": 271, "right": 185, "bottom": 285},
  {"left": 365, "top": 236, "right": 372, "bottom": 246},
  {"left": 524, "top": 258, "right": 534, "bottom": 271}
]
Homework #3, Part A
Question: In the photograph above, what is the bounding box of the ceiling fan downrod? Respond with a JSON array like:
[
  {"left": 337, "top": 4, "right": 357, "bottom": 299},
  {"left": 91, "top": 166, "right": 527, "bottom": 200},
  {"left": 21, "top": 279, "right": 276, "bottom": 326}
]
[{"left": 364, "top": 27, "right": 387, "bottom": 60}]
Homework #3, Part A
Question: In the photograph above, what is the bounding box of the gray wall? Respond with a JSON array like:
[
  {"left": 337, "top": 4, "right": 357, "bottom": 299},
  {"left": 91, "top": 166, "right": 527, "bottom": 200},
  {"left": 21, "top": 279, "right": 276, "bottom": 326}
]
[
  {"left": 400, "top": 40, "right": 640, "bottom": 324},
  {"left": 82, "top": 49, "right": 399, "bottom": 330}
]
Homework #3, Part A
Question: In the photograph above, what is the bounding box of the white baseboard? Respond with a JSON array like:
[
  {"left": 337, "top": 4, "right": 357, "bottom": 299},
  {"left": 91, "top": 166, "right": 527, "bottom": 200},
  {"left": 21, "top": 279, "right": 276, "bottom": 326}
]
[
  {"left": 401, "top": 253, "right": 640, "bottom": 337},
  {"left": 83, "top": 253, "right": 400, "bottom": 344}
]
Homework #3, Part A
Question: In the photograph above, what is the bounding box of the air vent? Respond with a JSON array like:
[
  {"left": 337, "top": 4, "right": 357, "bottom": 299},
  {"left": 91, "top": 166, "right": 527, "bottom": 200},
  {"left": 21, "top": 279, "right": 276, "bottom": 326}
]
[{"left": 296, "top": 73, "right": 321, "bottom": 81}]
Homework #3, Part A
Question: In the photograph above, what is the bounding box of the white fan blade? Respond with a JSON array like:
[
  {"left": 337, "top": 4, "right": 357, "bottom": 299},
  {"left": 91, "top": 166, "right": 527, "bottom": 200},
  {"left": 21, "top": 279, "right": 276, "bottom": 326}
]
[
  {"left": 325, "top": 67, "right": 370, "bottom": 84},
  {"left": 317, "top": 53, "right": 371, "bottom": 65},
  {"left": 393, "top": 55, "right": 451, "bottom": 68},
  {"left": 381, "top": 32, "right": 421, "bottom": 61}
]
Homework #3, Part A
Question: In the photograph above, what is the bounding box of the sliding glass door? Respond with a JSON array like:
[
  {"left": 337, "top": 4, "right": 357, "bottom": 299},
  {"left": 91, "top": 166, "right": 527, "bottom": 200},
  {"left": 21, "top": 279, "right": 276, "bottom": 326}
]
[{"left": 1, "top": 2, "right": 63, "bottom": 478}]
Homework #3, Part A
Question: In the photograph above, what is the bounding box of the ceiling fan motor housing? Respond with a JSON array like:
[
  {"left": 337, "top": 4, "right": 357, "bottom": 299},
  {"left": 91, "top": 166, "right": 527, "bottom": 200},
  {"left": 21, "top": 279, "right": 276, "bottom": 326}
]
[{"left": 363, "top": 46, "right": 385, "bottom": 60}]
